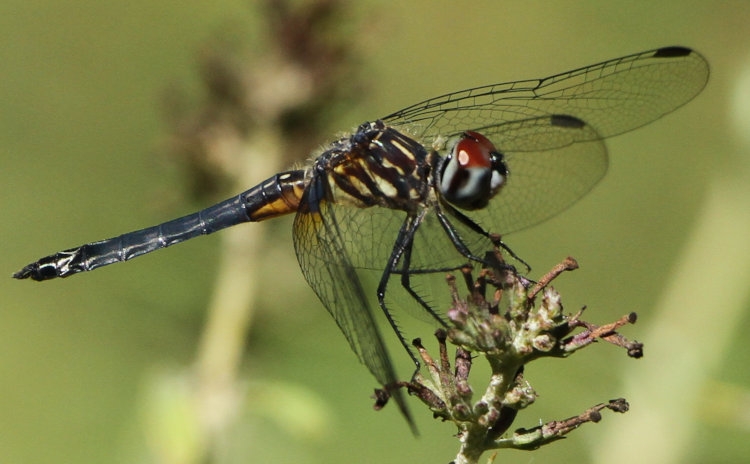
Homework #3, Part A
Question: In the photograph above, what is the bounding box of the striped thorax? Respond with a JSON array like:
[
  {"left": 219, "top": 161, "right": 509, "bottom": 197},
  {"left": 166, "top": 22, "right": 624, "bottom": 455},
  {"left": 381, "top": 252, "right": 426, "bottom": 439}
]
[{"left": 322, "top": 121, "right": 433, "bottom": 211}]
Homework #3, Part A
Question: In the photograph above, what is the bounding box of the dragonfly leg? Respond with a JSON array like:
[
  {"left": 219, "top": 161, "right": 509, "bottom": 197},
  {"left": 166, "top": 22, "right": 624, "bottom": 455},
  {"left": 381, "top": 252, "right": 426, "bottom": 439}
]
[
  {"left": 494, "top": 237, "right": 531, "bottom": 273},
  {"left": 376, "top": 212, "right": 428, "bottom": 378},
  {"left": 438, "top": 201, "right": 531, "bottom": 273},
  {"left": 434, "top": 204, "right": 489, "bottom": 264},
  {"left": 399, "top": 237, "right": 449, "bottom": 328}
]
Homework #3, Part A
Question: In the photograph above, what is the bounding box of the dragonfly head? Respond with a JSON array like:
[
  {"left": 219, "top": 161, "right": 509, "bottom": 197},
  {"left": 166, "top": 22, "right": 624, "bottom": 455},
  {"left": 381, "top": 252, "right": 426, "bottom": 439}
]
[{"left": 438, "top": 131, "right": 508, "bottom": 210}]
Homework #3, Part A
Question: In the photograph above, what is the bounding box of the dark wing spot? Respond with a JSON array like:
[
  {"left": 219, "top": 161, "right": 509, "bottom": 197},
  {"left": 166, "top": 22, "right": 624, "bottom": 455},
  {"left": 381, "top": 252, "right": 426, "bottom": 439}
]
[
  {"left": 550, "top": 114, "right": 585, "bottom": 129},
  {"left": 654, "top": 46, "right": 692, "bottom": 58}
]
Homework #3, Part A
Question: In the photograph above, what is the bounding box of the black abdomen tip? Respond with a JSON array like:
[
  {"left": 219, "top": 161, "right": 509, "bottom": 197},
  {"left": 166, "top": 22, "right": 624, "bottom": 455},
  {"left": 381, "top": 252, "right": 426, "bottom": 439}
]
[{"left": 13, "top": 261, "right": 60, "bottom": 281}]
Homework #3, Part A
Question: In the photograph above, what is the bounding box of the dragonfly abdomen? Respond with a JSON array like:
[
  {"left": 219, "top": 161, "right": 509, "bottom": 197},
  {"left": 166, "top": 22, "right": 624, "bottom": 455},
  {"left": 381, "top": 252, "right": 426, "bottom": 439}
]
[{"left": 14, "top": 170, "right": 307, "bottom": 281}]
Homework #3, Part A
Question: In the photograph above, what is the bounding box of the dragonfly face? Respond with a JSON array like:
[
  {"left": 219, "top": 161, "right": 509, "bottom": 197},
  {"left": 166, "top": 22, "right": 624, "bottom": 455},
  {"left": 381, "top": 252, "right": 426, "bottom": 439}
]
[
  {"left": 15, "top": 46, "right": 709, "bottom": 428},
  {"left": 437, "top": 130, "right": 509, "bottom": 210}
]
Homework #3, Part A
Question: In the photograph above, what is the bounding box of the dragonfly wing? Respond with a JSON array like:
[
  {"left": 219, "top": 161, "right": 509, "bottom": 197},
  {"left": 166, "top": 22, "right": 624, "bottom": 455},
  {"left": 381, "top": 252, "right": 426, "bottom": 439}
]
[
  {"left": 383, "top": 47, "right": 708, "bottom": 147},
  {"left": 292, "top": 175, "right": 414, "bottom": 427}
]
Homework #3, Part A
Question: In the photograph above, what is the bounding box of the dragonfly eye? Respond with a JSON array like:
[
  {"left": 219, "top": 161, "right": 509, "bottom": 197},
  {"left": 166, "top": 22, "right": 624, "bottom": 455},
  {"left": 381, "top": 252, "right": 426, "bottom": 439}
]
[{"left": 438, "top": 131, "right": 507, "bottom": 210}]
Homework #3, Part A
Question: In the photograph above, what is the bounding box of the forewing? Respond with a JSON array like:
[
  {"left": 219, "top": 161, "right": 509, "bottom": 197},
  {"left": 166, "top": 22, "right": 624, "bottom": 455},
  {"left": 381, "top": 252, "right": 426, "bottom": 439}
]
[{"left": 382, "top": 47, "right": 708, "bottom": 147}]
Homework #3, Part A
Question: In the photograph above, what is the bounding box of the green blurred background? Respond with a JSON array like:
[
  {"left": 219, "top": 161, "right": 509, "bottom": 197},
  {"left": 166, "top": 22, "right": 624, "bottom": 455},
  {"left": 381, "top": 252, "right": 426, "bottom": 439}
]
[{"left": 2, "top": 1, "right": 750, "bottom": 463}]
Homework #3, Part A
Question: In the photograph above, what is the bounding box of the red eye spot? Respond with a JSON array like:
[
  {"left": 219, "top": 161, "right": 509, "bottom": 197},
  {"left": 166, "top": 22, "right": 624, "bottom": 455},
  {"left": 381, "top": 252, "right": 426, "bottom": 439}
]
[{"left": 453, "top": 131, "right": 498, "bottom": 168}]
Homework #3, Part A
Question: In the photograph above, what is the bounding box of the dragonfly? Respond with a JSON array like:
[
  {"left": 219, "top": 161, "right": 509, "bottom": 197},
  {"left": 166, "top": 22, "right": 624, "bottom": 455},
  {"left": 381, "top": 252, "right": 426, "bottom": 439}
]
[{"left": 14, "top": 46, "right": 709, "bottom": 427}]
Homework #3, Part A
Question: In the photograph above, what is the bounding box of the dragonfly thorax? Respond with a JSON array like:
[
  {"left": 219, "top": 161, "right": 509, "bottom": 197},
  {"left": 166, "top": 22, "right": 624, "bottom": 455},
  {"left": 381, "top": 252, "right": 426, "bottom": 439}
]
[
  {"left": 323, "top": 122, "right": 432, "bottom": 211},
  {"left": 437, "top": 131, "right": 508, "bottom": 210}
]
